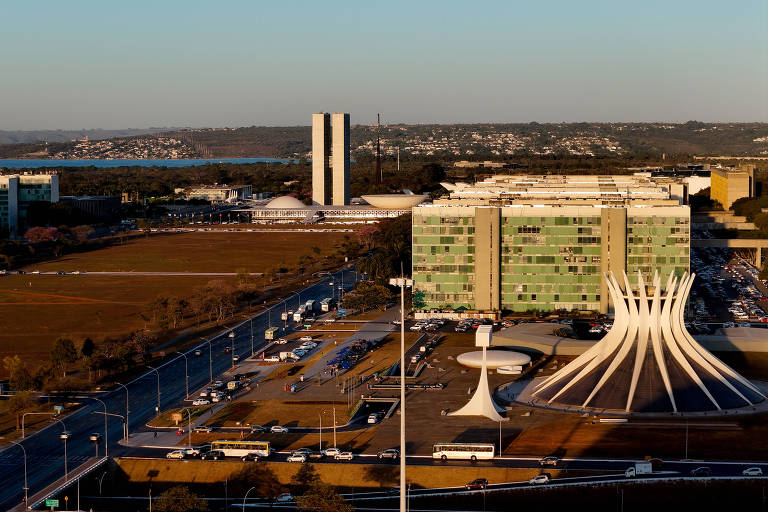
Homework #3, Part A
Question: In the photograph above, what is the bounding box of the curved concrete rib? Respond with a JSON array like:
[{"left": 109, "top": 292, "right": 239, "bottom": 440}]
[{"left": 532, "top": 270, "right": 763, "bottom": 413}]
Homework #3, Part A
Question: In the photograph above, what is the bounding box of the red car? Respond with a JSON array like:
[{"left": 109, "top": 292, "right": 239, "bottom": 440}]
[{"left": 465, "top": 478, "right": 488, "bottom": 490}]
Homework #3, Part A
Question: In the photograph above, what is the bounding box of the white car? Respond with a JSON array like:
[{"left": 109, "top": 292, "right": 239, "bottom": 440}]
[
  {"left": 299, "top": 335, "right": 314, "bottom": 342},
  {"left": 264, "top": 356, "right": 281, "bottom": 362},
  {"left": 275, "top": 493, "right": 293, "bottom": 503},
  {"left": 192, "top": 399, "right": 210, "bottom": 406},
  {"left": 270, "top": 425, "right": 289, "bottom": 433},
  {"left": 275, "top": 339, "right": 288, "bottom": 345},
  {"left": 529, "top": 474, "right": 550, "bottom": 485},
  {"left": 166, "top": 450, "right": 185, "bottom": 459},
  {"left": 323, "top": 447, "right": 341, "bottom": 457},
  {"left": 743, "top": 467, "right": 763, "bottom": 476},
  {"left": 287, "top": 453, "right": 307, "bottom": 463},
  {"left": 335, "top": 452, "right": 354, "bottom": 461}
]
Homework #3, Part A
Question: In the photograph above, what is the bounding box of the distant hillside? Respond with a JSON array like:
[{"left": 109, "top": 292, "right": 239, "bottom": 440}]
[
  {"left": 2, "top": 122, "right": 768, "bottom": 159},
  {"left": 0, "top": 128, "right": 181, "bottom": 145}
]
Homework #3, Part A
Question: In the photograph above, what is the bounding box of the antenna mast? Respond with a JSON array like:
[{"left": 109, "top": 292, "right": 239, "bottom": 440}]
[{"left": 376, "top": 113, "right": 382, "bottom": 184}]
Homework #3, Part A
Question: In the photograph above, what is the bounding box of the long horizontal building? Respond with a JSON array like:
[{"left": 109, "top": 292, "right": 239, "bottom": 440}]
[{"left": 413, "top": 175, "right": 690, "bottom": 315}]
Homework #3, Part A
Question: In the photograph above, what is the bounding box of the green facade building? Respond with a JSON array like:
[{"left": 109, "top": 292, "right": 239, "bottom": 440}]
[{"left": 413, "top": 204, "right": 690, "bottom": 314}]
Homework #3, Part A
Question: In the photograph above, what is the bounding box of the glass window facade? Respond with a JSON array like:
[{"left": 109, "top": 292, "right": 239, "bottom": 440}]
[{"left": 412, "top": 205, "right": 690, "bottom": 314}]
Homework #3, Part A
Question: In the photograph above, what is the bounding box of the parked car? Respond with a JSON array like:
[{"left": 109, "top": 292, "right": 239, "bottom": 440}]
[
  {"left": 291, "top": 448, "right": 312, "bottom": 456},
  {"left": 287, "top": 453, "right": 307, "bottom": 463},
  {"left": 690, "top": 467, "right": 712, "bottom": 477},
  {"left": 192, "top": 399, "right": 210, "bottom": 406},
  {"left": 323, "top": 447, "right": 341, "bottom": 457},
  {"left": 270, "top": 425, "right": 289, "bottom": 433},
  {"left": 264, "top": 356, "right": 281, "bottom": 362},
  {"left": 193, "top": 426, "right": 213, "bottom": 433},
  {"left": 201, "top": 450, "right": 224, "bottom": 460},
  {"left": 465, "top": 478, "right": 488, "bottom": 490},
  {"left": 250, "top": 425, "right": 266, "bottom": 432},
  {"left": 529, "top": 474, "right": 550, "bottom": 485},
  {"left": 377, "top": 449, "right": 400, "bottom": 460},
  {"left": 299, "top": 335, "right": 314, "bottom": 342},
  {"left": 743, "top": 467, "right": 763, "bottom": 476},
  {"left": 166, "top": 450, "right": 186, "bottom": 459},
  {"left": 335, "top": 452, "right": 354, "bottom": 461},
  {"left": 539, "top": 456, "right": 559, "bottom": 466}
]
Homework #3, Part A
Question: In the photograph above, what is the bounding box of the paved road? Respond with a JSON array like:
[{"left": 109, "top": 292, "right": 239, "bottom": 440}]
[{"left": 0, "top": 265, "right": 356, "bottom": 511}]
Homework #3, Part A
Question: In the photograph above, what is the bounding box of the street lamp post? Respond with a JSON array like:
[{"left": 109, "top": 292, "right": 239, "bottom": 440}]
[
  {"left": 242, "top": 486, "right": 257, "bottom": 512},
  {"left": 389, "top": 276, "right": 413, "bottom": 512},
  {"left": 177, "top": 352, "right": 190, "bottom": 398},
  {"left": 250, "top": 318, "right": 254, "bottom": 357},
  {"left": 77, "top": 396, "right": 109, "bottom": 458},
  {"left": 21, "top": 412, "right": 53, "bottom": 439},
  {"left": 204, "top": 339, "right": 213, "bottom": 383},
  {"left": 318, "top": 413, "right": 323, "bottom": 452},
  {"left": 147, "top": 365, "right": 161, "bottom": 412},
  {"left": 55, "top": 418, "right": 69, "bottom": 481},
  {"left": 183, "top": 408, "right": 192, "bottom": 450},
  {"left": 116, "top": 382, "right": 130, "bottom": 439},
  {"left": 8, "top": 440, "right": 28, "bottom": 509}
]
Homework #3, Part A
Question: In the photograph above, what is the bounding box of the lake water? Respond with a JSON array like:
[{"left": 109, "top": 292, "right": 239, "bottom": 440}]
[{"left": 0, "top": 158, "right": 297, "bottom": 169}]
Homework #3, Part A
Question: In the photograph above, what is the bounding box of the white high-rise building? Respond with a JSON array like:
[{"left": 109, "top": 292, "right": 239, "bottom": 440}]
[
  {"left": 312, "top": 113, "right": 332, "bottom": 206},
  {"left": 312, "top": 112, "right": 349, "bottom": 206},
  {"left": 331, "top": 112, "right": 350, "bottom": 206}
]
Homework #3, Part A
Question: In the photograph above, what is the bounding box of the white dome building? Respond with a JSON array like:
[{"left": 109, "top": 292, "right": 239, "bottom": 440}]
[{"left": 265, "top": 196, "right": 307, "bottom": 209}]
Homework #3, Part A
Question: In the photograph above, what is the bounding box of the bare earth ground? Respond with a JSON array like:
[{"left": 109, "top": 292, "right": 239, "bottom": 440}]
[{"left": 0, "top": 231, "right": 347, "bottom": 368}]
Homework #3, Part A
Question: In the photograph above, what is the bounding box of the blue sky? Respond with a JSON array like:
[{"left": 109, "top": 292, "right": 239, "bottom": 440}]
[{"left": 0, "top": 0, "right": 766, "bottom": 129}]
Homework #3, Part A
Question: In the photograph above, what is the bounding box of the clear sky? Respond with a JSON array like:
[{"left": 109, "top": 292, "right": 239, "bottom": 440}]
[{"left": 1, "top": 0, "right": 766, "bottom": 129}]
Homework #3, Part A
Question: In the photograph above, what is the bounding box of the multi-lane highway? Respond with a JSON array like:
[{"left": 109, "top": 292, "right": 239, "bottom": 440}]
[{"left": 0, "top": 266, "right": 355, "bottom": 511}]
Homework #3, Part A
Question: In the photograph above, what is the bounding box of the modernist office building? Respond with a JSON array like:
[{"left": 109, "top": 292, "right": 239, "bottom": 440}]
[
  {"left": 0, "top": 173, "right": 60, "bottom": 237},
  {"left": 710, "top": 164, "right": 755, "bottom": 210},
  {"left": 412, "top": 175, "right": 690, "bottom": 314},
  {"left": 312, "top": 112, "right": 350, "bottom": 206}
]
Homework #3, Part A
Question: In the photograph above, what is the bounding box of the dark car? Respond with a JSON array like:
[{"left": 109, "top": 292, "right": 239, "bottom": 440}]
[
  {"left": 250, "top": 425, "right": 266, "bottom": 432},
  {"left": 465, "top": 478, "right": 488, "bottom": 490},
  {"left": 377, "top": 449, "right": 400, "bottom": 460},
  {"left": 308, "top": 451, "right": 325, "bottom": 460},
  {"left": 690, "top": 467, "right": 712, "bottom": 477},
  {"left": 241, "top": 453, "right": 259, "bottom": 462},
  {"left": 201, "top": 450, "right": 224, "bottom": 460}
]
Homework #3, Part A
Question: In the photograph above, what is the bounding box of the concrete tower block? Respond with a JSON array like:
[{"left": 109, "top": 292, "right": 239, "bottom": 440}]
[
  {"left": 331, "top": 113, "right": 350, "bottom": 206},
  {"left": 312, "top": 113, "right": 331, "bottom": 205}
]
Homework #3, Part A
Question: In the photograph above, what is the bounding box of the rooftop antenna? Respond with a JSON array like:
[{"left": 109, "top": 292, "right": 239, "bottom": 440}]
[{"left": 376, "top": 113, "right": 382, "bottom": 184}]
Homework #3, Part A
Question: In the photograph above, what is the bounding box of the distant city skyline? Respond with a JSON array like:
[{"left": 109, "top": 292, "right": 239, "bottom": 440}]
[{"left": 0, "top": 0, "right": 766, "bottom": 130}]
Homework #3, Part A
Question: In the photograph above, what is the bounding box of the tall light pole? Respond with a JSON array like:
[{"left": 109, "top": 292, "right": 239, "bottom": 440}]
[
  {"left": 116, "top": 382, "right": 130, "bottom": 440},
  {"left": 147, "top": 365, "right": 161, "bottom": 412},
  {"left": 21, "top": 412, "right": 53, "bottom": 439},
  {"left": 318, "top": 412, "right": 323, "bottom": 452},
  {"left": 242, "top": 486, "right": 257, "bottom": 512},
  {"left": 204, "top": 339, "right": 213, "bottom": 383},
  {"left": 77, "top": 396, "right": 108, "bottom": 457},
  {"left": 8, "top": 440, "right": 28, "bottom": 509},
  {"left": 250, "top": 318, "right": 254, "bottom": 357},
  {"left": 55, "top": 418, "right": 69, "bottom": 481},
  {"left": 183, "top": 409, "right": 192, "bottom": 450},
  {"left": 177, "top": 352, "right": 190, "bottom": 398},
  {"left": 389, "top": 276, "right": 413, "bottom": 512}
]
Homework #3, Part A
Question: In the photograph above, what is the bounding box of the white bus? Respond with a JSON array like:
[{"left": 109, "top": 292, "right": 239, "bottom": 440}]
[
  {"left": 432, "top": 442, "right": 495, "bottom": 462},
  {"left": 210, "top": 440, "right": 271, "bottom": 458}
]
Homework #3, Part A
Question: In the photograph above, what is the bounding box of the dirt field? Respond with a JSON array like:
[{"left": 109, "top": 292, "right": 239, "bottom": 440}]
[{"left": 0, "top": 231, "right": 347, "bottom": 367}]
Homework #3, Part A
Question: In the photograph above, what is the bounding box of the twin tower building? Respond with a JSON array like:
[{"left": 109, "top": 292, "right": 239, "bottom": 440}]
[{"left": 312, "top": 112, "right": 350, "bottom": 206}]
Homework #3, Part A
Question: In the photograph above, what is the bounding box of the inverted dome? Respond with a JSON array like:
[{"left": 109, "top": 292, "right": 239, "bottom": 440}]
[
  {"left": 265, "top": 196, "right": 307, "bottom": 209},
  {"left": 361, "top": 194, "right": 428, "bottom": 209}
]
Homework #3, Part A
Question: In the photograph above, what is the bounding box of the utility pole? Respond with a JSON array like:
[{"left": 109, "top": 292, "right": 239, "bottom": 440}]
[
  {"left": 376, "top": 113, "right": 382, "bottom": 184},
  {"left": 390, "top": 275, "right": 413, "bottom": 512}
]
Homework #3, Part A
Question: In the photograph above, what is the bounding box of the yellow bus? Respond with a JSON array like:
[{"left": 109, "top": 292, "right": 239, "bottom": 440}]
[
  {"left": 210, "top": 440, "right": 271, "bottom": 458},
  {"left": 265, "top": 327, "right": 279, "bottom": 340}
]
